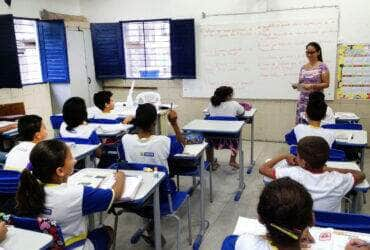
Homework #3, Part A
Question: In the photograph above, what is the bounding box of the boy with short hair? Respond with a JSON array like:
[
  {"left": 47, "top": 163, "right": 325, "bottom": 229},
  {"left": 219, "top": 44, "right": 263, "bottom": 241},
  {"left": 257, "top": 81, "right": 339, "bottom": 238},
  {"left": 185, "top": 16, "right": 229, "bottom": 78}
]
[
  {"left": 4, "top": 115, "right": 48, "bottom": 172},
  {"left": 259, "top": 136, "right": 365, "bottom": 212}
]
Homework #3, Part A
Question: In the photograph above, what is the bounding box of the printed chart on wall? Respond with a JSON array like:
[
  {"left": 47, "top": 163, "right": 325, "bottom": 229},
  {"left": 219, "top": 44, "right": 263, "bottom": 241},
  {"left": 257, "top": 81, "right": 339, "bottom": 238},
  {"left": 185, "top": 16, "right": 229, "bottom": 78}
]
[
  {"left": 337, "top": 44, "right": 370, "bottom": 100},
  {"left": 183, "top": 7, "right": 339, "bottom": 100}
]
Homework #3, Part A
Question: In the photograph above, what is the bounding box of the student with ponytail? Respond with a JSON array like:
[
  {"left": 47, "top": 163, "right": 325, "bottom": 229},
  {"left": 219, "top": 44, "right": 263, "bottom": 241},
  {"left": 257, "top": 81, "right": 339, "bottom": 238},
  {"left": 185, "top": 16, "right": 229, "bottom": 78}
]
[
  {"left": 205, "top": 86, "right": 245, "bottom": 169},
  {"left": 235, "top": 178, "right": 315, "bottom": 250},
  {"left": 16, "top": 139, "right": 125, "bottom": 250}
]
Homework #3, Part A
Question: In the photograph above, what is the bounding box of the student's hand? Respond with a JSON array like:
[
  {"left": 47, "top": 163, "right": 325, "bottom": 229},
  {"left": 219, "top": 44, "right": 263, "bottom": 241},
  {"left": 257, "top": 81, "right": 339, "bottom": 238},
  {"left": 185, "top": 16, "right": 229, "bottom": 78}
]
[
  {"left": 300, "top": 228, "right": 315, "bottom": 248},
  {"left": 0, "top": 222, "right": 8, "bottom": 242},
  {"left": 345, "top": 239, "right": 370, "bottom": 250},
  {"left": 167, "top": 110, "right": 178, "bottom": 125},
  {"left": 122, "top": 115, "right": 134, "bottom": 124},
  {"left": 115, "top": 171, "right": 125, "bottom": 182},
  {"left": 285, "top": 154, "right": 298, "bottom": 166}
]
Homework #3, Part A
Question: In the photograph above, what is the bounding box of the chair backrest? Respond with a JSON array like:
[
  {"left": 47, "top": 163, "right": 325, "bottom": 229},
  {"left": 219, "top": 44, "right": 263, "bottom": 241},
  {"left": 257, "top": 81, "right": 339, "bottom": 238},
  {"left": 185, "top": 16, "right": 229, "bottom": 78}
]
[
  {"left": 314, "top": 210, "right": 370, "bottom": 234},
  {"left": 285, "top": 129, "right": 298, "bottom": 145},
  {"left": 8, "top": 215, "right": 65, "bottom": 249},
  {"left": 322, "top": 123, "right": 363, "bottom": 130},
  {"left": 50, "top": 115, "right": 64, "bottom": 130},
  {"left": 0, "top": 170, "right": 20, "bottom": 195},
  {"left": 88, "top": 118, "right": 123, "bottom": 124},
  {"left": 135, "top": 92, "right": 161, "bottom": 105},
  {"left": 58, "top": 131, "right": 100, "bottom": 145},
  {"left": 221, "top": 235, "right": 238, "bottom": 250},
  {"left": 290, "top": 145, "right": 346, "bottom": 161},
  {"left": 204, "top": 116, "right": 238, "bottom": 121}
]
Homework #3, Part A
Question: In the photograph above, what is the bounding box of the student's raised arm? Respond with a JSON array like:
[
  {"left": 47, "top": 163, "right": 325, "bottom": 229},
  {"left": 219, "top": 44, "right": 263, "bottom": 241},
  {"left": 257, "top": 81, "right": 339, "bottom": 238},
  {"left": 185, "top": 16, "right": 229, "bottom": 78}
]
[
  {"left": 324, "top": 167, "right": 365, "bottom": 186},
  {"left": 167, "top": 110, "right": 186, "bottom": 145}
]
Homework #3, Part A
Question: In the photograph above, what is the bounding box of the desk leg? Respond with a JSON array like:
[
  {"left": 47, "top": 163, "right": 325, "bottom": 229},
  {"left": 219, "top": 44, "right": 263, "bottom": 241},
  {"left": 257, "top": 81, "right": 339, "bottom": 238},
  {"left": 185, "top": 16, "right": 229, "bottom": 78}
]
[
  {"left": 193, "top": 151, "right": 208, "bottom": 249},
  {"left": 153, "top": 185, "right": 161, "bottom": 250},
  {"left": 360, "top": 147, "right": 365, "bottom": 171},
  {"left": 156, "top": 114, "right": 161, "bottom": 135},
  {"left": 235, "top": 130, "right": 245, "bottom": 201},
  {"left": 247, "top": 118, "right": 255, "bottom": 174}
]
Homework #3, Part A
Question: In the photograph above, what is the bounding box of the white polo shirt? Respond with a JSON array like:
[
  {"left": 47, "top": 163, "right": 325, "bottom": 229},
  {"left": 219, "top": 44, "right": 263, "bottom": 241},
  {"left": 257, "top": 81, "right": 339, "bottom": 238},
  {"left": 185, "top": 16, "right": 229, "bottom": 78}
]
[
  {"left": 294, "top": 124, "right": 336, "bottom": 147},
  {"left": 43, "top": 183, "right": 114, "bottom": 248},
  {"left": 60, "top": 122, "right": 99, "bottom": 139},
  {"left": 275, "top": 162, "right": 354, "bottom": 212},
  {"left": 4, "top": 141, "right": 35, "bottom": 172},
  {"left": 122, "top": 134, "right": 172, "bottom": 169},
  {"left": 207, "top": 100, "right": 245, "bottom": 117}
]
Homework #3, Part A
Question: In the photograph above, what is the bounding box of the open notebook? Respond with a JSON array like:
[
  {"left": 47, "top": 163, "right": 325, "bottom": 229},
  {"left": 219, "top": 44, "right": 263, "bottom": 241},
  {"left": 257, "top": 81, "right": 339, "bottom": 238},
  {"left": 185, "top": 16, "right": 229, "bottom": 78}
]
[
  {"left": 233, "top": 217, "right": 370, "bottom": 250},
  {"left": 335, "top": 130, "right": 353, "bottom": 141},
  {"left": 68, "top": 171, "right": 143, "bottom": 201}
]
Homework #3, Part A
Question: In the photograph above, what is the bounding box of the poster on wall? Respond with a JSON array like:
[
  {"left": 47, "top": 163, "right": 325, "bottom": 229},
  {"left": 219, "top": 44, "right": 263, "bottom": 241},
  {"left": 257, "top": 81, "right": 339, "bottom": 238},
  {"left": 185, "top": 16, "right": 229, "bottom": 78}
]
[{"left": 337, "top": 44, "right": 370, "bottom": 100}]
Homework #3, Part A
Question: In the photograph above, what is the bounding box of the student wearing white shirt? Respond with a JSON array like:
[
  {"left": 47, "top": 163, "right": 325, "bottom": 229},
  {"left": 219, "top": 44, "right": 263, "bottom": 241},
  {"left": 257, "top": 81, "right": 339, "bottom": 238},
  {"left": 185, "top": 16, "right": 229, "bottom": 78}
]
[
  {"left": 206, "top": 86, "right": 245, "bottom": 170},
  {"left": 293, "top": 93, "right": 335, "bottom": 147},
  {"left": 259, "top": 136, "right": 365, "bottom": 212},
  {"left": 60, "top": 97, "right": 100, "bottom": 144},
  {"left": 4, "top": 115, "right": 48, "bottom": 172},
  {"left": 15, "top": 140, "right": 125, "bottom": 250},
  {"left": 122, "top": 103, "right": 184, "bottom": 246},
  {"left": 300, "top": 92, "right": 335, "bottom": 125},
  {"left": 235, "top": 178, "right": 314, "bottom": 250}
]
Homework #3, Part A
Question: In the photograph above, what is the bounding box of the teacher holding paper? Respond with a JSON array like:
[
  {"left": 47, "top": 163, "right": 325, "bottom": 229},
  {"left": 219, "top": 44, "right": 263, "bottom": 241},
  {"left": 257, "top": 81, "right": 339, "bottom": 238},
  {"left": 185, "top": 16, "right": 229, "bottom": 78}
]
[{"left": 294, "top": 42, "right": 330, "bottom": 124}]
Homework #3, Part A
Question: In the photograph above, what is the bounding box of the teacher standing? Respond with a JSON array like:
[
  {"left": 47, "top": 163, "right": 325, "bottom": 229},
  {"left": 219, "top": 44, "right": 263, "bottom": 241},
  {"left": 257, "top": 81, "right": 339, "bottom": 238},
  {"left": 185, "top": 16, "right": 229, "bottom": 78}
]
[{"left": 295, "top": 42, "right": 330, "bottom": 124}]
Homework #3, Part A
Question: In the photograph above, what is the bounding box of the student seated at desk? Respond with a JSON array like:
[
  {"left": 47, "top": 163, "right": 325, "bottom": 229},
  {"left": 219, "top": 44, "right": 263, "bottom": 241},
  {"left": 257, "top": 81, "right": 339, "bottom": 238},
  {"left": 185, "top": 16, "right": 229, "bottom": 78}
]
[
  {"left": 205, "top": 86, "right": 246, "bottom": 170},
  {"left": 292, "top": 93, "right": 335, "bottom": 147},
  {"left": 60, "top": 97, "right": 100, "bottom": 144},
  {"left": 0, "top": 123, "right": 18, "bottom": 164},
  {"left": 93, "top": 91, "right": 131, "bottom": 123},
  {"left": 235, "top": 178, "right": 315, "bottom": 250},
  {"left": 4, "top": 115, "right": 48, "bottom": 172},
  {"left": 122, "top": 103, "right": 185, "bottom": 170},
  {"left": 301, "top": 92, "right": 335, "bottom": 125},
  {"left": 259, "top": 136, "right": 365, "bottom": 212},
  {"left": 0, "top": 221, "right": 7, "bottom": 243},
  {"left": 15, "top": 139, "right": 125, "bottom": 250}
]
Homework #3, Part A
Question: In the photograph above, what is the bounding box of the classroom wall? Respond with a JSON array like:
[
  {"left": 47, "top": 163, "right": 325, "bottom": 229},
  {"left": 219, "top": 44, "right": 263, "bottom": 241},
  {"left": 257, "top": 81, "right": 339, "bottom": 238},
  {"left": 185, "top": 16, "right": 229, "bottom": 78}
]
[
  {"left": 79, "top": 0, "right": 370, "bottom": 142},
  {"left": 0, "top": 0, "right": 81, "bottom": 135}
]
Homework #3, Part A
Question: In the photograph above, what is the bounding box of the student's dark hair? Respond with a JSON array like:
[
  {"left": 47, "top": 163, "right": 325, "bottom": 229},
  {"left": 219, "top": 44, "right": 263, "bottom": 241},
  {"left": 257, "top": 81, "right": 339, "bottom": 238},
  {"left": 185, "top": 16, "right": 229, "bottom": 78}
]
[
  {"left": 306, "top": 42, "right": 323, "bottom": 62},
  {"left": 297, "top": 136, "right": 329, "bottom": 169},
  {"left": 133, "top": 103, "right": 157, "bottom": 132},
  {"left": 18, "top": 115, "right": 42, "bottom": 141},
  {"left": 93, "top": 90, "right": 113, "bottom": 111},
  {"left": 62, "top": 97, "right": 88, "bottom": 131},
  {"left": 258, "top": 177, "right": 313, "bottom": 247},
  {"left": 308, "top": 91, "right": 325, "bottom": 103},
  {"left": 16, "top": 139, "right": 68, "bottom": 217},
  {"left": 210, "top": 86, "right": 233, "bottom": 107},
  {"left": 306, "top": 94, "right": 327, "bottom": 121}
]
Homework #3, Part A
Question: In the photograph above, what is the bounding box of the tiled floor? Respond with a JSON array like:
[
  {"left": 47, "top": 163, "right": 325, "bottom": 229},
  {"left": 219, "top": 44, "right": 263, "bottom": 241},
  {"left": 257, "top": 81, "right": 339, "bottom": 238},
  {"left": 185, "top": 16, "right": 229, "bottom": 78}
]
[{"left": 102, "top": 141, "right": 370, "bottom": 250}]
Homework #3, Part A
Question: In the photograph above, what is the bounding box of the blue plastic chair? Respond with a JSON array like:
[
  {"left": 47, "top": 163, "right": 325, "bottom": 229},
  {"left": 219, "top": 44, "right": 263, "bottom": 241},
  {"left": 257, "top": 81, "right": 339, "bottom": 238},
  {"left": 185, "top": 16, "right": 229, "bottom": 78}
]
[
  {"left": 221, "top": 235, "right": 238, "bottom": 250},
  {"left": 58, "top": 131, "right": 100, "bottom": 145},
  {"left": 88, "top": 117, "right": 123, "bottom": 124},
  {"left": 322, "top": 123, "right": 363, "bottom": 130},
  {"left": 0, "top": 169, "right": 20, "bottom": 195},
  {"left": 290, "top": 145, "right": 346, "bottom": 161},
  {"left": 50, "top": 115, "right": 64, "bottom": 130},
  {"left": 314, "top": 210, "right": 370, "bottom": 234},
  {"left": 285, "top": 129, "right": 298, "bottom": 145},
  {"left": 110, "top": 162, "right": 192, "bottom": 250}
]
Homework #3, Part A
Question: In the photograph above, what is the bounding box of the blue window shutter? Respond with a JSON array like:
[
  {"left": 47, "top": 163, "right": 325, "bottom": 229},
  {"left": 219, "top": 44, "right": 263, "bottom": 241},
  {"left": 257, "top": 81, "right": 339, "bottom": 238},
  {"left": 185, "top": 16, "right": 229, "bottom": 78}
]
[
  {"left": 38, "top": 20, "right": 70, "bottom": 83},
  {"left": 0, "top": 14, "right": 21, "bottom": 88},
  {"left": 170, "top": 19, "right": 196, "bottom": 79},
  {"left": 90, "top": 23, "right": 125, "bottom": 79}
]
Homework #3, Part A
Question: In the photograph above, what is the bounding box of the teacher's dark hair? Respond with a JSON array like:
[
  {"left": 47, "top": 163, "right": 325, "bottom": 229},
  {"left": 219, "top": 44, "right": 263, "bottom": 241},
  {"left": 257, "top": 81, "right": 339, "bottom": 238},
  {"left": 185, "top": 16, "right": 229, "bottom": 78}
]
[
  {"left": 210, "top": 86, "right": 233, "bottom": 107},
  {"left": 306, "top": 42, "right": 323, "bottom": 62}
]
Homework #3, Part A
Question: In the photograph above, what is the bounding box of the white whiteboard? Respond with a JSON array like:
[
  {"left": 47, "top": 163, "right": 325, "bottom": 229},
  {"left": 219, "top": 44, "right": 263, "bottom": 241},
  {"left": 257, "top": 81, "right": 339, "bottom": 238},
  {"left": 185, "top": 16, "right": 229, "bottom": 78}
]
[{"left": 183, "top": 7, "right": 339, "bottom": 100}]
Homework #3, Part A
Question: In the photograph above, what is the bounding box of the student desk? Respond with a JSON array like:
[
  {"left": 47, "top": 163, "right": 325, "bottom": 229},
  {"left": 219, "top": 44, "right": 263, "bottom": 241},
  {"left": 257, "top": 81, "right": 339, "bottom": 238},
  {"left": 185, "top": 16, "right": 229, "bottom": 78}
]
[
  {"left": 333, "top": 129, "right": 368, "bottom": 170},
  {"left": 203, "top": 108, "right": 257, "bottom": 174},
  {"left": 70, "top": 168, "right": 165, "bottom": 250},
  {"left": 335, "top": 112, "right": 360, "bottom": 124},
  {"left": 183, "top": 119, "right": 246, "bottom": 201},
  {"left": 0, "top": 226, "right": 53, "bottom": 250},
  {"left": 173, "top": 142, "right": 209, "bottom": 249},
  {"left": 69, "top": 143, "right": 100, "bottom": 162},
  {"left": 113, "top": 102, "right": 176, "bottom": 135}
]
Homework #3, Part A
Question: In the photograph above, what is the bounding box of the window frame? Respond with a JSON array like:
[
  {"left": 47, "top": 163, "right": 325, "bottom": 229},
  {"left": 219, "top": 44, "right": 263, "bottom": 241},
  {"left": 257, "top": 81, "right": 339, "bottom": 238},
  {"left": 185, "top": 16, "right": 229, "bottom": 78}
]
[
  {"left": 13, "top": 17, "right": 44, "bottom": 86},
  {"left": 120, "top": 18, "right": 172, "bottom": 80}
]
